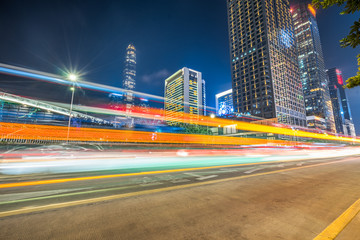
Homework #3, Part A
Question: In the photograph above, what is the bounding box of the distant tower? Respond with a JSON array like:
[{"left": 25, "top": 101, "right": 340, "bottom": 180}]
[
  {"left": 202, "top": 79, "right": 207, "bottom": 116},
  {"left": 291, "top": 2, "right": 335, "bottom": 132},
  {"left": 123, "top": 44, "right": 136, "bottom": 102},
  {"left": 327, "top": 68, "right": 356, "bottom": 137}
]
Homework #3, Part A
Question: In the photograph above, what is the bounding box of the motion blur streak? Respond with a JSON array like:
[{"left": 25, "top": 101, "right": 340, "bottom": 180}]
[
  {"left": 97, "top": 105, "right": 358, "bottom": 143},
  {"left": 0, "top": 63, "right": 178, "bottom": 107},
  {"left": 0, "top": 63, "right": 358, "bottom": 143},
  {"left": 0, "top": 120, "right": 358, "bottom": 146},
  {"left": 31, "top": 101, "right": 358, "bottom": 144},
  {"left": 0, "top": 122, "right": 288, "bottom": 145},
  {"left": 0, "top": 162, "right": 285, "bottom": 189},
  {"left": 1, "top": 147, "right": 360, "bottom": 189}
]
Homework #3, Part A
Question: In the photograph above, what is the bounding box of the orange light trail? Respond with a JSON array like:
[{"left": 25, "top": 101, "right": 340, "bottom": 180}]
[
  {"left": 98, "top": 105, "right": 359, "bottom": 144},
  {"left": 0, "top": 122, "right": 290, "bottom": 146},
  {"left": 1, "top": 107, "right": 358, "bottom": 145},
  {"left": 76, "top": 103, "right": 359, "bottom": 144}
]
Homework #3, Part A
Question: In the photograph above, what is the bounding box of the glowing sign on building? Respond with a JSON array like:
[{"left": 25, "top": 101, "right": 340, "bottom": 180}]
[
  {"left": 336, "top": 69, "right": 344, "bottom": 85},
  {"left": 216, "top": 89, "right": 233, "bottom": 116}
]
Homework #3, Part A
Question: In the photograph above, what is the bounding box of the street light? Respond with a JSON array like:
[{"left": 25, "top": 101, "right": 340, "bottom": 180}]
[
  {"left": 68, "top": 73, "right": 78, "bottom": 81},
  {"left": 66, "top": 73, "right": 78, "bottom": 143},
  {"left": 206, "top": 114, "right": 215, "bottom": 135}
]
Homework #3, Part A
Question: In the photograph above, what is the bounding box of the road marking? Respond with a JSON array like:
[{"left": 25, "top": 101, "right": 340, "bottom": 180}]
[
  {"left": 0, "top": 188, "right": 89, "bottom": 202},
  {"left": 184, "top": 173, "right": 218, "bottom": 180},
  {"left": 0, "top": 159, "right": 311, "bottom": 189},
  {"left": 140, "top": 182, "right": 163, "bottom": 187},
  {"left": 219, "top": 168, "right": 238, "bottom": 173},
  {"left": 244, "top": 167, "right": 265, "bottom": 174},
  {"left": 313, "top": 198, "right": 360, "bottom": 240},
  {"left": 196, "top": 175, "right": 218, "bottom": 181},
  {"left": 244, "top": 163, "right": 287, "bottom": 174},
  {"left": 275, "top": 164, "right": 285, "bottom": 168},
  {"left": 0, "top": 185, "right": 133, "bottom": 206},
  {"left": 171, "top": 179, "right": 190, "bottom": 183},
  {"left": 0, "top": 157, "right": 357, "bottom": 218}
]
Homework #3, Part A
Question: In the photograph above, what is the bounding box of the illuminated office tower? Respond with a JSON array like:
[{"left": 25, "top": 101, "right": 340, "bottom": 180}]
[
  {"left": 164, "top": 68, "right": 206, "bottom": 123},
  {"left": 216, "top": 89, "right": 234, "bottom": 116},
  {"left": 123, "top": 44, "right": 136, "bottom": 103},
  {"left": 291, "top": 2, "right": 335, "bottom": 132},
  {"left": 227, "top": 0, "right": 306, "bottom": 126},
  {"left": 202, "top": 79, "right": 207, "bottom": 116},
  {"left": 327, "top": 68, "right": 356, "bottom": 137}
]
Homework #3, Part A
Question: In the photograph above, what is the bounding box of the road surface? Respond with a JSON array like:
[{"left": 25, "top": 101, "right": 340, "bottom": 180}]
[{"left": 1, "top": 154, "right": 360, "bottom": 239}]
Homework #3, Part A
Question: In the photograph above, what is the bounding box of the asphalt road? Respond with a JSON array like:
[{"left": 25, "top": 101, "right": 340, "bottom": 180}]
[{"left": 1, "top": 155, "right": 360, "bottom": 239}]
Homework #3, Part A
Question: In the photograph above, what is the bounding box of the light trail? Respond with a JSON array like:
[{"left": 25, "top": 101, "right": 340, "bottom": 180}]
[
  {"left": 1, "top": 147, "right": 359, "bottom": 179},
  {"left": 0, "top": 63, "right": 215, "bottom": 111},
  {"left": 0, "top": 63, "right": 358, "bottom": 143},
  {"left": 0, "top": 163, "right": 262, "bottom": 189},
  {"left": 0, "top": 122, "right": 289, "bottom": 145},
  {"left": 6, "top": 97, "right": 356, "bottom": 144},
  {"left": 0, "top": 155, "right": 342, "bottom": 189}
]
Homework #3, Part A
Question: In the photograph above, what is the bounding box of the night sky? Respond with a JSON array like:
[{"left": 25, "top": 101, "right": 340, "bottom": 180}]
[{"left": 0, "top": 0, "right": 359, "bottom": 134}]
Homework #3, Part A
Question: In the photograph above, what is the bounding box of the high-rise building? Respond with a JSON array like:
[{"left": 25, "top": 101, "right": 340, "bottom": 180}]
[
  {"left": 164, "top": 68, "right": 206, "bottom": 123},
  {"left": 123, "top": 44, "right": 136, "bottom": 103},
  {"left": 291, "top": 2, "right": 335, "bottom": 132},
  {"left": 327, "top": 68, "right": 356, "bottom": 137},
  {"left": 227, "top": 0, "right": 306, "bottom": 127},
  {"left": 202, "top": 79, "right": 207, "bottom": 116},
  {"left": 216, "top": 89, "right": 234, "bottom": 116}
]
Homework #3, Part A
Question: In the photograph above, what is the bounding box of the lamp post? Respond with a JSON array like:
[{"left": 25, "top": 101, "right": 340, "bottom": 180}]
[
  {"left": 207, "top": 113, "right": 215, "bottom": 135},
  {"left": 66, "top": 74, "right": 77, "bottom": 143}
]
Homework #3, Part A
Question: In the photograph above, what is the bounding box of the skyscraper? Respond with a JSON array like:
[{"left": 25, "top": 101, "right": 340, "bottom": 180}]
[
  {"left": 164, "top": 68, "right": 206, "bottom": 123},
  {"left": 327, "top": 68, "right": 356, "bottom": 137},
  {"left": 123, "top": 44, "right": 136, "bottom": 103},
  {"left": 216, "top": 89, "right": 234, "bottom": 116},
  {"left": 202, "top": 79, "right": 207, "bottom": 116},
  {"left": 227, "top": 0, "right": 306, "bottom": 127},
  {"left": 291, "top": 2, "right": 335, "bottom": 132}
]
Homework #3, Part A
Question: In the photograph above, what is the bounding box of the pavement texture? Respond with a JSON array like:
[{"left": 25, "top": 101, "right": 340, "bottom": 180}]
[{"left": 1, "top": 157, "right": 360, "bottom": 240}]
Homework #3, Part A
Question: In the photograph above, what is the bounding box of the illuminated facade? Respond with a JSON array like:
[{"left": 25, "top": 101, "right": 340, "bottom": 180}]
[
  {"left": 202, "top": 79, "right": 206, "bottom": 116},
  {"left": 291, "top": 2, "right": 335, "bottom": 132},
  {"left": 164, "top": 68, "right": 206, "bottom": 123},
  {"left": 123, "top": 44, "right": 136, "bottom": 103},
  {"left": 327, "top": 68, "right": 356, "bottom": 137},
  {"left": 216, "top": 89, "right": 234, "bottom": 116},
  {"left": 227, "top": 0, "right": 306, "bottom": 127}
]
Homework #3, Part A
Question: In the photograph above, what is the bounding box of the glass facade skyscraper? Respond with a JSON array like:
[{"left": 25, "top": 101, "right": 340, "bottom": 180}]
[
  {"left": 327, "top": 68, "right": 356, "bottom": 136},
  {"left": 291, "top": 2, "right": 335, "bottom": 132},
  {"left": 227, "top": 0, "right": 306, "bottom": 127},
  {"left": 123, "top": 44, "right": 136, "bottom": 103},
  {"left": 164, "top": 68, "right": 206, "bottom": 123}
]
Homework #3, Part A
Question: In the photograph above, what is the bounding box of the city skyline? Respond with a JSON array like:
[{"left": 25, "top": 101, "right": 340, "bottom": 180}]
[{"left": 0, "top": 0, "right": 359, "bottom": 133}]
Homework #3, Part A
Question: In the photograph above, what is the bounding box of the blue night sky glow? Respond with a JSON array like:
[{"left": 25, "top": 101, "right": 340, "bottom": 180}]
[{"left": 0, "top": 0, "right": 359, "bottom": 134}]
